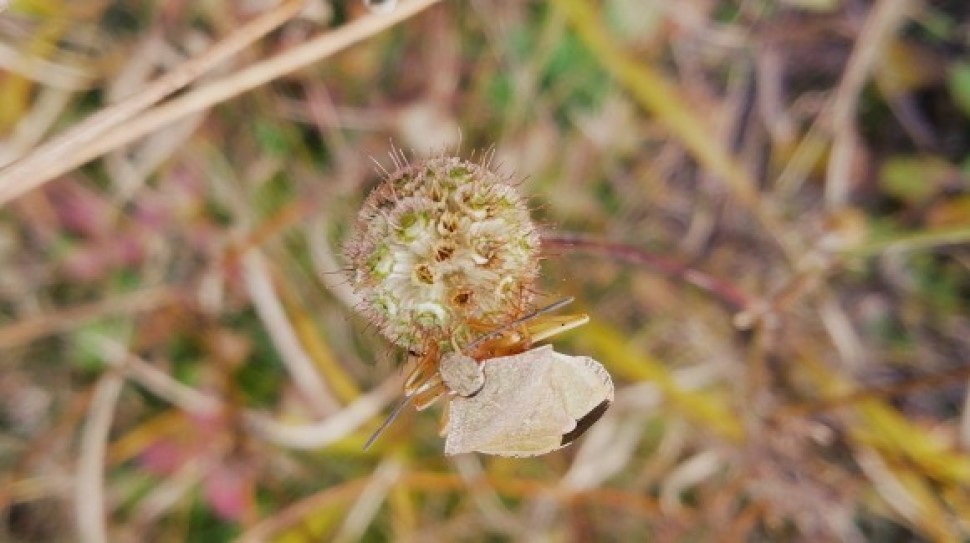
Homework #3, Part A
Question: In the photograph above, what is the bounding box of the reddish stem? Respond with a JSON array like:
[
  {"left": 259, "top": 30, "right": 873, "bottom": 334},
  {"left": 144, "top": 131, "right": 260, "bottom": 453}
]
[{"left": 542, "top": 233, "right": 752, "bottom": 312}]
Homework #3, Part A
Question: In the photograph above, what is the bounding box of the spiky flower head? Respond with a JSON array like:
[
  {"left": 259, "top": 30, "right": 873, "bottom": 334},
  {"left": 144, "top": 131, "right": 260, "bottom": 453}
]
[{"left": 345, "top": 155, "right": 540, "bottom": 351}]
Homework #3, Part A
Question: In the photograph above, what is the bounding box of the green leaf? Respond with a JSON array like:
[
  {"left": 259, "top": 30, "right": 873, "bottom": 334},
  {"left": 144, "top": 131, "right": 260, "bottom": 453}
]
[
  {"left": 948, "top": 62, "right": 970, "bottom": 118},
  {"left": 879, "top": 155, "right": 954, "bottom": 204}
]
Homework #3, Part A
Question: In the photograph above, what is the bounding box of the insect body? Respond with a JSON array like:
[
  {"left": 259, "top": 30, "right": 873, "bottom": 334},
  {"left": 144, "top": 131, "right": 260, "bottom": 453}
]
[
  {"left": 401, "top": 297, "right": 589, "bottom": 411},
  {"left": 365, "top": 298, "right": 612, "bottom": 456},
  {"left": 442, "top": 345, "right": 614, "bottom": 456}
]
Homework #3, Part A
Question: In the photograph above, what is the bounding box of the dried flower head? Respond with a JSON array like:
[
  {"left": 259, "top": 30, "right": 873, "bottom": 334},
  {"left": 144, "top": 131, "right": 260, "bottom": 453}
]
[{"left": 344, "top": 155, "right": 540, "bottom": 350}]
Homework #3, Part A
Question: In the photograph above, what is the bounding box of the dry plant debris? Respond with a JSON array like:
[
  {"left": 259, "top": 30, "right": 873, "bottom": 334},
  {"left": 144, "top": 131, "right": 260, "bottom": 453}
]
[{"left": 1, "top": 0, "right": 970, "bottom": 541}]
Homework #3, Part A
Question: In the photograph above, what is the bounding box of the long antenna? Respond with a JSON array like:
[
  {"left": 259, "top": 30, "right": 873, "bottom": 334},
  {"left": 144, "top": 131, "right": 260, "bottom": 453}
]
[
  {"left": 464, "top": 297, "right": 575, "bottom": 352},
  {"left": 364, "top": 395, "right": 414, "bottom": 450}
]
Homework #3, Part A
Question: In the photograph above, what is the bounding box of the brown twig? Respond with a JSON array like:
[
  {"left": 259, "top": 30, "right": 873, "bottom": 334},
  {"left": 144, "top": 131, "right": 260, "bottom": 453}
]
[{"left": 0, "top": 284, "right": 179, "bottom": 351}]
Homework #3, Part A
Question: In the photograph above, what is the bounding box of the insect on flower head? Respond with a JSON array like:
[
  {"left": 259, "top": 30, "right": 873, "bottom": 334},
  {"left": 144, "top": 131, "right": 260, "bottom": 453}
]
[{"left": 346, "top": 152, "right": 614, "bottom": 456}]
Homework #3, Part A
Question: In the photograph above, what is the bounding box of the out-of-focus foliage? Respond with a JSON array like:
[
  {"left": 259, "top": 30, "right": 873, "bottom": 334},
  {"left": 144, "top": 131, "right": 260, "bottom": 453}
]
[{"left": 1, "top": 0, "right": 970, "bottom": 541}]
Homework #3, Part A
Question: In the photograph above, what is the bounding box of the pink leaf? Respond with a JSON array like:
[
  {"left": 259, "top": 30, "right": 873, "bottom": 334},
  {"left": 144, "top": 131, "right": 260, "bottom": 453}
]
[{"left": 203, "top": 463, "right": 255, "bottom": 522}]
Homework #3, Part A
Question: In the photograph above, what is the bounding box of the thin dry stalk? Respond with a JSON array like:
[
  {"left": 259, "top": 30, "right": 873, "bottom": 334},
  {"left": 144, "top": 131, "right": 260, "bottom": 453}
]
[
  {"left": 561, "top": 409, "right": 643, "bottom": 492},
  {"left": 450, "top": 455, "right": 521, "bottom": 534},
  {"left": 130, "top": 457, "right": 205, "bottom": 529},
  {"left": 75, "top": 372, "right": 125, "bottom": 543},
  {"left": 659, "top": 450, "right": 724, "bottom": 515},
  {"left": 333, "top": 459, "right": 404, "bottom": 543},
  {"left": 846, "top": 224, "right": 970, "bottom": 257},
  {"left": 242, "top": 378, "right": 398, "bottom": 449},
  {"left": 961, "top": 380, "right": 970, "bottom": 450},
  {"left": 237, "top": 471, "right": 665, "bottom": 542},
  {"left": 236, "top": 478, "right": 371, "bottom": 543},
  {"left": 0, "top": 0, "right": 304, "bottom": 204},
  {"left": 0, "top": 40, "right": 94, "bottom": 89},
  {"left": 0, "top": 285, "right": 177, "bottom": 351},
  {"left": 854, "top": 448, "right": 924, "bottom": 529},
  {"left": 0, "top": 0, "right": 444, "bottom": 206},
  {"left": 97, "top": 338, "right": 222, "bottom": 417},
  {"left": 825, "top": 0, "right": 911, "bottom": 206},
  {"left": 241, "top": 250, "right": 339, "bottom": 414},
  {"left": 0, "top": 87, "right": 73, "bottom": 167},
  {"left": 307, "top": 214, "right": 364, "bottom": 312},
  {"left": 93, "top": 336, "right": 397, "bottom": 453}
]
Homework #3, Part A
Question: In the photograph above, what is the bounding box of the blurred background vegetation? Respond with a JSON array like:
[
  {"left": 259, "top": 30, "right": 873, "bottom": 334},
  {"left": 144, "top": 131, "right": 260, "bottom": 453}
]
[{"left": 2, "top": 0, "right": 970, "bottom": 540}]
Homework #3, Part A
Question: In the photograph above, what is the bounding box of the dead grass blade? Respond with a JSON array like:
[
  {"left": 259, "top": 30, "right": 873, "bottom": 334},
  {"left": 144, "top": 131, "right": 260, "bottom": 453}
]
[
  {"left": 0, "top": 0, "right": 305, "bottom": 204},
  {"left": 556, "top": 0, "right": 795, "bottom": 257},
  {"left": 0, "top": 0, "right": 444, "bottom": 206},
  {"left": 75, "top": 371, "right": 124, "bottom": 543}
]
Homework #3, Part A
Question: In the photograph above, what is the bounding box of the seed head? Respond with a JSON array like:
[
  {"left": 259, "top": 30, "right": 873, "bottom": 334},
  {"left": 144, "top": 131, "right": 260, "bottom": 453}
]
[{"left": 345, "top": 155, "right": 540, "bottom": 350}]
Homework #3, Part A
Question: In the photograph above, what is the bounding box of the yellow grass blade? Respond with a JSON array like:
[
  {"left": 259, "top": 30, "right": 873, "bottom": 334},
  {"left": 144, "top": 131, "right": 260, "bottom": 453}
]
[{"left": 581, "top": 322, "right": 744, "bottom": 441}]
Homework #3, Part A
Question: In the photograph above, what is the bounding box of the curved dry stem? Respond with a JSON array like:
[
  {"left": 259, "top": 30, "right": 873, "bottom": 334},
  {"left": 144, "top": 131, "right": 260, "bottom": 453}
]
[
  {"left": 94, "top": 338, "right": 398, "bottom": 453},
  {"left": 75, "top": 372, "right": 124, "bottom": 543},
  {"left": 242, "top": 250, "right": 340, "bottom": 415},
  {"left": 244, "top": 378, "right": 399, "bottom": 449},
  {"left": 97, "top": 338, "right": 222, "bottom": 417}
]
